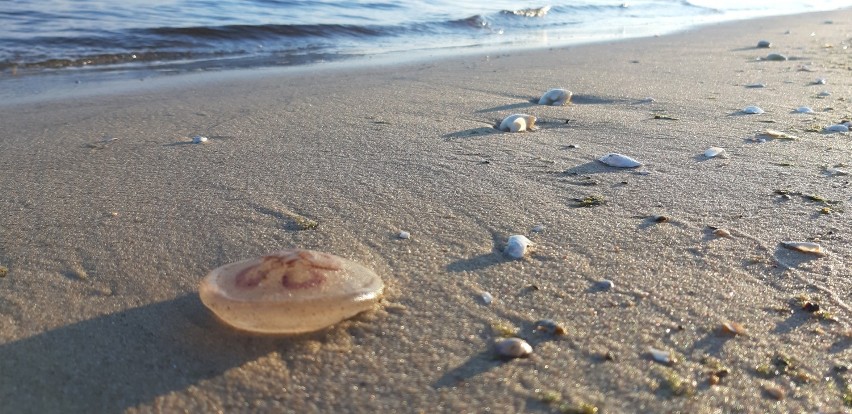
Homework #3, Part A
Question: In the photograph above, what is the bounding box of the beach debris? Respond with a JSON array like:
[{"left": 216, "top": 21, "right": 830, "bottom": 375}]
[
  {"left": 575, "top": 194, "right": 606, "bottom": 207},
  {"left": 742, "top": 105, "right": 764, "bottom": 114},
  {"left": 764, "top": 384, "right": 786, "bottom": 400},
  {"left": 531, "top": 224, "right": 545, "bottom": 233},
  {"left": 757, "top": 129, "right": 798, "bottom": 140},
  {"left": 598, "top": 153, "right": 642, "bottom": 168},
  {"left": 653, "top": 114, "right": 679, "bottom": 120},
  {"left": 721, "top": 321, "right": 748, "bottom": 336},
  {"left": 192, "top": 135, "right": 208, "bottom": 144},
  {"left": 648, "top": 347, "right": 676, "bottom": 365},
  {"left": 0, "top": 266, "right": 7, "bottom": 278},
  {"left": 781, "top": 241, "right": 827, "bottom": 257},
  {"left": 704, "top": 147, "right": 726, "bottom": 158},
  {"left": 504, "top": 235, "right": 533, "bottom": 259},
  {"left": 597, "top": 279, "right": 614, "bottom": 290},
  {"left": 814, "top": 78, "right": 827, "bottom": 85},
  {"left": 818, "top": 91, "right": 832, "bottom": 97},
  {"left": 198, "top": 248, "right": 384, "bottom": 334},
  {"left": 764, "top": 53, "right": 788, "bottom": 61},
  {"left": 824, "top": 124, "right": 849, "bottom": 133},
  {"left": 534, "top": 319, "right": 567, "bottom": 335},
  {"left": 657, "top": 367, "right": 696, "bottom": 396},
  {"left": 794, "top": 106, "right": 814, "bottom": 113},
  {"left": 638, "top": 97, "right": 656, "bottom": 103},
  {"left": 495, "top": 337, "right": 533, "bottom": 359},
  {"left": 538, "top": 88, "right": 572, "bottom": 106},
  {"left": 398, "top": 231, "right": 411, "bottom": 239},
  {"left": 653, "top": 215, "right": 669, "bottom": 223},
  {"left": 480, "top": 291, "right": 494, "bottom": 305},
  {"left": 713, "top": 228, "right": 733, "bottom": 238},
  {"left": 825, "top": 166, "right": 850, "bottom": 176},
  {"left": 745, "top": 83, "right": 766, "bottom": 88},
  {"left": 499, "top": 114, "right": 536, "bottom": 132},
  {"left": 757, "top": 40, "right": 772, "bottom": 48}
]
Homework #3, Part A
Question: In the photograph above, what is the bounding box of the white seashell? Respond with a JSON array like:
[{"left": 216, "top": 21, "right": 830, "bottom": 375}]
[
  {"left": 480, "top": 291, "right": 493, "bottom": 305},
  {"left": 742, "top": 105, "right": 764, "bottom": 114},
  {"left": 781, "top": 241, "right": 827, "bottom": 256},
  {"left": 745, "top": 83, "right": 766, "bottom": 88},
  {"left": 824, "top": 124, "right": 849, "bottom": 133},
  {"left": 758, "top": 129, "right": 798, "bottom": 140},
  {"left": 818, "top": 91, "right": 832, "bottom": 97},
  {"left": 538, "top": 88, "right": 572, "bottom": 106},
  {"left": 499, "top": 114, "right": 537, "bottom": 132},
  {"left": 814, "top": 78, "right": 827, "bottom": 85},
  {"left": 597, "top": 279, "right": 614, "bottom": 290},
  {"left": 599, "top": 153, "right": 642, "bottom": 168},
  {"left": 704, "top": 147, "right": 726, "bottom": 158},
  {"left": 794, "top": 106, "right": 814, "bottom": 113},
  {"left": 504, "top": 235, "right": 532, "bottom": 259},
  {"left": 764, "top": 53, "right": 788, "bottom": 61},
  {"left": 495, "top": 337, "right": 533, "bottom": 358},
  {"left": 398, "top": 231, "right": 411, "bottom": 239},
  {"left": 713, "top": 228, "right": 732, "bottom": 238},
  {"left": 192, "top": 135, "right": 208, "bottom": 144},
  {"left": 648, "top": 347, "right": 675, "bottom": 365}
]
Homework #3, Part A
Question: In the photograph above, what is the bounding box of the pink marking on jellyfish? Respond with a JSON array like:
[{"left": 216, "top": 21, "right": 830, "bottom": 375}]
[{"left": 281, "top": 269, "right": 327, "bottom": 290}]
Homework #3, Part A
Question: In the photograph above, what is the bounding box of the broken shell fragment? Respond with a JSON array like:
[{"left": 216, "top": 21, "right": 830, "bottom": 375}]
[
  {"left": 742, "top": 105, "right": 764, "bottom": 114},
  {"left": 495, "top": 337, "right": 533, "bottom": 358},
  {"left": 499, "top": 114, "right": 537, "bottom": 132},
  {"left": 599, "top": 153, "right": 642, "bottom": 168},
  {"left": 758, "top": 129, "right": 798, "bottom": 140},
  {"left": 538, "top": 88, "right": 572, "bottom": 106},
  {"left": 198, "top": 249, "right": 384, "bottom": 334},
  {"left": 713, "top": 228, "right": 733, "bottom": 238},
  {"left": 781, "top": 241, "right": 826, "bottom": 257},
  {"left": 704, "top": 147, "right": 726, "bottom": 158},
  {"left": 505, "top": 235, "right": 533, "bottom": 259}
]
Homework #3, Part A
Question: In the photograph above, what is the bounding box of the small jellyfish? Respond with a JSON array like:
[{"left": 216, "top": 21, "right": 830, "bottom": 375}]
[
  {"left": 199, "top": 249, "right": 384, "bottom": 334},
  {"left": 499, "top": 114, "right": 536, "bottom": 132}
]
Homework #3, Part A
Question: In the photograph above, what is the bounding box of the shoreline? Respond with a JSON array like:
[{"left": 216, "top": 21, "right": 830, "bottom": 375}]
[{"left": 1, "top": 8, "right": 851, "bottom": 413}]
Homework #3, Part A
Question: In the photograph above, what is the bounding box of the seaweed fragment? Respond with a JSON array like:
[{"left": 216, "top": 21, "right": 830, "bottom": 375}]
[{"left": 575, "top": 194, "right": 606, "bottom": 207}]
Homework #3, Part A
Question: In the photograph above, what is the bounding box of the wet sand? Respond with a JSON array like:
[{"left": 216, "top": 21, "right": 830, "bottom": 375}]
[{"left": 1, "top": 9, "right": 851, "bottom": 413}]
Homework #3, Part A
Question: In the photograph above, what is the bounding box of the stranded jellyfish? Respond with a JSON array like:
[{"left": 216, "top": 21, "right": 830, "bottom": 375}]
[{"left": 199, "top": 249, "right": 384, "bottom": 334}]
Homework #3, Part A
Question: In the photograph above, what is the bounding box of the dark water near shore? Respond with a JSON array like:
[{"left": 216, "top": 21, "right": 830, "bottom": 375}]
[{"left": 0, "top": 1, "right": 847, "bottom": 78}]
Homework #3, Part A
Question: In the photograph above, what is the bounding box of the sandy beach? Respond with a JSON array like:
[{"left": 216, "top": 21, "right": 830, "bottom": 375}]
[{"left": 1, "top": 9, "right": 851, "bottom": 413}]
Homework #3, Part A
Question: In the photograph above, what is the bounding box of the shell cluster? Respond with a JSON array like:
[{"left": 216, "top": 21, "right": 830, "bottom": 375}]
[{"left": 199, "top": 249, "right": 384, "bottom": 334}]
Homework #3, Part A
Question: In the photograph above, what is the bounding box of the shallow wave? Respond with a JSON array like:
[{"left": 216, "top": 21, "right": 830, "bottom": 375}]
[{"left": 143, "top": 23, "right": 388, "bottom": 40}]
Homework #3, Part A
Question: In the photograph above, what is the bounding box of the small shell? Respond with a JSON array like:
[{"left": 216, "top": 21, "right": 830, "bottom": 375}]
[
  {"left": 713, "top": 228, "right": 732, "bottom": 238},
  {"left": 742, "top": 105, "right": 764, "bottom": 114},
  {"left": 758, "top": 129, "right": 797, "bottom": 140},
  {"left": 398, "top": 231, "right": 411, "bottom": 239},
  {"left": 598, "top": 153, "right": 642, "bottom": 168},
  {"left": 704, "top": 147, "right": 726, "bottom": 158},
  {"left": 495, "top": 337, "right": 533, "bottom": 358},
  {"left": 721, "top": 321, "right": 748, "bottom": 335},
  {"left": 534, "top": 319, "right": 567, "bottom": 335},
  {"left": 745, "top": 83, "right": 766, "bottom": 88},
  {"left": 814, "top": 78, "right": 827, "bottom": 85},
  {"left": 757, "top": 40, "right": 772, "bottom": 48},
  {"left": 648, "top": 347, "right": 675, "bottom": 365},
  {"left": 781, "top": 241, "right": 826, "bottom": 257},
  {"left": 764, "top": 53, "right": 788, "bottom": 61},
  {"left": 499, "top": 114, "right": 536, "bottom": 132},
  {"left": 192, "top": 135, "right": 208, "bottom": 144},
  {"left": 538, "top": 88, "right": 572, "bottom": 106},
  {"left": 817, "top": 91, "right": 832, "bottom": 97},
  {"left": 825, "top": 166, "right": 850, "bottom": 176},
  {"left": 504, "top": 235, "right": 532, "bottom": 259},
  {"left": 824, "top": 124, "right": 849, "bottom": 133},
  {"left": 198, "top": 249, "right": 384, "bottom": 334},
  {"left": 794, "top": 106, "right": 814, "bottom": 114},
  {"left": 764, "top": 384, "right": 786, "bottom": 400},
  {"left": 480, "top": 291, "right": 493, "bottom": 305},
  {"left": 596, "top": 279, "right": 614, "bottom": 290},
  {"left": 531, "top": 224, "right": 545, "bottom": 233}
]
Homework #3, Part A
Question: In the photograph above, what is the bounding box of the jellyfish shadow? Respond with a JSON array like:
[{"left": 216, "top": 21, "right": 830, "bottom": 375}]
[
  {"left": 442, "top": 127, "right": 500, "bottom": 140},
  {"left": 0, "top": 294, "right": 314, "bottom": 413},
  {"left": 561, "top": 161, "right": 635, "bottom": 176}
]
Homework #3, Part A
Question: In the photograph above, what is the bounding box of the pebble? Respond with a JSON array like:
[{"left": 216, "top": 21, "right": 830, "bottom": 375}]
[
  {"left": 745, "top": 83, "right": 766, "bottom": 88},
  {"left": 198, "top": 248, "right": 384, "bottom": 334},
  {"left": 398, "top": 231, "right": 411, "bottom": 239},
  {"left": 597, "top": 279, "right": 614, "bottom": 290},
  {"left": 192, "top": 135, "right": 208, "bottom": 144},
  {"left": 495, "top": 337, "right": 533, "bottom": 358},
  {"left": 757, "top": 40, "right": 772, "bottom": 48},
  {"left": 480, "top": 291, "right": 494, "bottom": 305},
  {"left": 742, "top": 105, "right": 764, "bottom": 114},
  {"left": 814, "top": 78, "right": 827, "bottom": 85}
]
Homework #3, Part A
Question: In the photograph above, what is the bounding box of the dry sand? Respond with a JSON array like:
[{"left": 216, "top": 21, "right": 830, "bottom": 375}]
[{"left": 1, "top": 9, "right": 851, "bottom": 413}]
